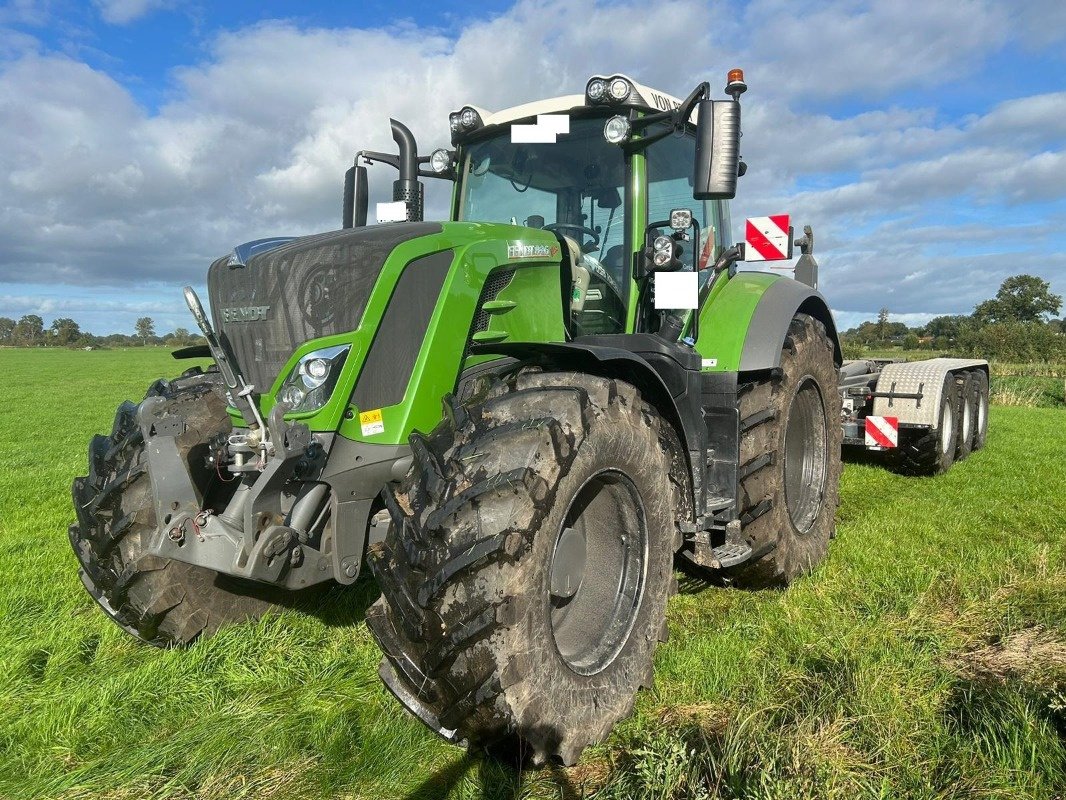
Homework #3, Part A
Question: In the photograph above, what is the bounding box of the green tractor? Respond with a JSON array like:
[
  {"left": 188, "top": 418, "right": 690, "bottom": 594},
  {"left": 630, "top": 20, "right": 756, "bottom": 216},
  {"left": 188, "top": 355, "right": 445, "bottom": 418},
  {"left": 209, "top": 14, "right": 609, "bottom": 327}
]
[{"left": 71, "top": 70, "right": 846, "bottom": 764}]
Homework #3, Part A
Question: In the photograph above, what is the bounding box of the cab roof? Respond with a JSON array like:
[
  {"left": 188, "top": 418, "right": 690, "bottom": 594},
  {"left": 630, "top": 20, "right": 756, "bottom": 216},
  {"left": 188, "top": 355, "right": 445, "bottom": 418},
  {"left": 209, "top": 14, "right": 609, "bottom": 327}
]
[{"left": 452, "top": 74, "right": 694, "bottom": 133}]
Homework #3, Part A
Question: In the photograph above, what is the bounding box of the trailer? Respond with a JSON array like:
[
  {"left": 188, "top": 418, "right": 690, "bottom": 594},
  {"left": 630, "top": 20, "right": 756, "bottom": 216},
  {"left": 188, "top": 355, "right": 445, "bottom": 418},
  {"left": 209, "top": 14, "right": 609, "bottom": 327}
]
[{"left": 756, "top": 222, "right": 990, "bottom": 476}]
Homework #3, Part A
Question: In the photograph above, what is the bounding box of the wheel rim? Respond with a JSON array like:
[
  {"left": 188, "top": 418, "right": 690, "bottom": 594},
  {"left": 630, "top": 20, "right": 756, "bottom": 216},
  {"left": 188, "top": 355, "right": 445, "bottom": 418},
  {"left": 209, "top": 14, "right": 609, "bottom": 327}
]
[
  {"left": 960, "top": 388, "right": 972, "bottom": 444},
  {"left": 783, "top": 378, "right": 829, "bottom": 534},
  {"left": 940, "top": 400, "right": 955, "bottom": 455},
  {"left": 549, "top": 470, "right": 648, "bottom": 676},
  {"left": 977, "top": 390, "right": 987, "bottom": 437}
]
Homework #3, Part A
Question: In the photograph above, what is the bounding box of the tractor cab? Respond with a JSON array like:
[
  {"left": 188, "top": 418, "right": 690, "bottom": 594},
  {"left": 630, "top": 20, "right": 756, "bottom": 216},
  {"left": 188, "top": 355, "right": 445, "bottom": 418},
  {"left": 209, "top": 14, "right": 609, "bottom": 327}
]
[{"left": 344, "top": 73, "right": 745, "bottom": 341}]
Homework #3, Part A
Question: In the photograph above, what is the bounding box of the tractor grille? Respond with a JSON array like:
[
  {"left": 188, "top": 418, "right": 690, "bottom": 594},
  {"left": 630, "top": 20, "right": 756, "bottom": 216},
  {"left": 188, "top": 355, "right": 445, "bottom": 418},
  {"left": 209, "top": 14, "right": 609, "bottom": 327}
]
[{"left": 207, "top": 223, "right": 441, "bottom": 392}]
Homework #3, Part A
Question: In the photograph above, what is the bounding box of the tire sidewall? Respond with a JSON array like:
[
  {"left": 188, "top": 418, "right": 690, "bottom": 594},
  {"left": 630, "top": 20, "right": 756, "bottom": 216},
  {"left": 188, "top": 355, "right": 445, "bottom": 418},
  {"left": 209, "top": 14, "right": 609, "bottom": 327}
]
[
  {"left": 770, "top": 332, "right": 841, "bottom": 580},
  {"left": 498, "top": 399, "right": 673, "bottom": 742},
  {"left": 955, "top": 374, "right": 976, "bottom": 461},
  {"left": 936, "top": 375, "right": 958, "bottom": 473},
  {"left": 776, "top": 366, "right": 840, "bottom": 580}
]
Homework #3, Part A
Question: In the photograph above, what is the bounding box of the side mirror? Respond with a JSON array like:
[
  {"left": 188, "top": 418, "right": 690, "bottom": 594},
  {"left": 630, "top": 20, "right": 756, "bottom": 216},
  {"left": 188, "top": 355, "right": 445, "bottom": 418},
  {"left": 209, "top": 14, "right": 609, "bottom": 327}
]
[
  {"left": 343, "top": 165, "right": 369, "bottom": 228},
  {"left": 693, "top": 100, "right": 740, "bottom": 200}
]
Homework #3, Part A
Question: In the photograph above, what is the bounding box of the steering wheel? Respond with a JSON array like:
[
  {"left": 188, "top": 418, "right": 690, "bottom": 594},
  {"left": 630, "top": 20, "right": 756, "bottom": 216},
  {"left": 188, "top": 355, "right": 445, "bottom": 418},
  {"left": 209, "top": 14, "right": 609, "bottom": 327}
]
[{"left": 543, "top": 223, "right": 600, "bottom": 249}]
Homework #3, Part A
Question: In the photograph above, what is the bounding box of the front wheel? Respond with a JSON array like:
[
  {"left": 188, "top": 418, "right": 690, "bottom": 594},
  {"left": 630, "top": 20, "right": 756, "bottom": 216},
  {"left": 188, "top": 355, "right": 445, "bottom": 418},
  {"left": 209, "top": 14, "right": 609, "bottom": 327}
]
[
  {"left": 69, "top": 371, "right": 280, "bottom": 646},
  {"left": 366, "top": 370, "right": 675, "bottom": 765}
]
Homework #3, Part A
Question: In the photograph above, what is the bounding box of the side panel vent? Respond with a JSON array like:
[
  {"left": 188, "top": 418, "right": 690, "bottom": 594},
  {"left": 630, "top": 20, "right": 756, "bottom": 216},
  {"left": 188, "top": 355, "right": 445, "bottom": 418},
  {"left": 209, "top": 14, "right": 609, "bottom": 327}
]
[{"left": 471, "top": 269, "right": 516, "bottom": 334}]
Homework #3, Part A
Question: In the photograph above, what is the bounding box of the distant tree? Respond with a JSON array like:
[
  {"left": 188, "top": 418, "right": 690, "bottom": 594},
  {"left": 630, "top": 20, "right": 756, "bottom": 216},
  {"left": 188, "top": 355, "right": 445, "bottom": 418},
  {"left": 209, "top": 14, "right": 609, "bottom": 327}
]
[
  {"left": 170, "top": 327, "right": 193, "bottom": 346},
  {"left": 877, "top": 307, "right": 890, "bottom": 341},
  {"left": 922, "top": 315, "right": 967, "bottom": 342},
  {"left": 0, "top": 316, "right": 14, "bottom": 343},
  {"left": 135, "top": 316, "right": 155, "bottom": 345},
  {"left": 933, "top": 335, "right": 950, "bottom": 350},
  {"left": 973, "top": 274, "right": 1062, "bottom": 324},
  {"left": 14, "top": 314, "right": 44, "bottom": 345},
  {"left": 903, "top": 333, "right": 920, "bottom": 350},
  {"left": 50, "top": 317, "right": 82, "bottom": 346}
]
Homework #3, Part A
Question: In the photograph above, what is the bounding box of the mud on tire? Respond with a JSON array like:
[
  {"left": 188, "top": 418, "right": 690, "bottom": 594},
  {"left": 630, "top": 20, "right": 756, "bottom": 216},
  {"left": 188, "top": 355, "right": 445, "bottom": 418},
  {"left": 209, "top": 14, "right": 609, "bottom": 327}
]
[
  {"left": 365, "top": 369, "right": 676, "bottom": 765},
  {"left": 70, "top": 370, "right": 279, "bottom": 646},
  {"left": 729, "top": 313, "right": 843, "bottom": 589}
]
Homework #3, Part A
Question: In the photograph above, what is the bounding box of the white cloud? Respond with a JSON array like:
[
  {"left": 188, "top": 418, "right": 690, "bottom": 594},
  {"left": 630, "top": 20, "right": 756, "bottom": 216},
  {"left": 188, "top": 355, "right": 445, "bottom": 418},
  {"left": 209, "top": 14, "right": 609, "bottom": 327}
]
[{"left": 93, "top": 0, "right": 169, "bottom": 25}]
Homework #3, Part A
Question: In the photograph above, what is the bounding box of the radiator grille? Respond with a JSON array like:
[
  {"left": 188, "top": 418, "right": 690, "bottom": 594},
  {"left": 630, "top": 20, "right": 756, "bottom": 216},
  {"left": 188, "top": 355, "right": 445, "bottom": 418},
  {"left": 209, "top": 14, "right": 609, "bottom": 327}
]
[{"left": 207, "top": 223, "right": 441, "bottom": 391}]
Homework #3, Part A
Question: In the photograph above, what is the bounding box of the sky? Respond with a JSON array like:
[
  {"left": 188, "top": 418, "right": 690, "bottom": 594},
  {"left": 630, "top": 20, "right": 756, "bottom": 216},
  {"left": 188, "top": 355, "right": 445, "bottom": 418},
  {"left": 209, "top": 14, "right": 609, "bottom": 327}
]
[{"left": 1, "top": 0, "right": 1065, "bottom": 336}]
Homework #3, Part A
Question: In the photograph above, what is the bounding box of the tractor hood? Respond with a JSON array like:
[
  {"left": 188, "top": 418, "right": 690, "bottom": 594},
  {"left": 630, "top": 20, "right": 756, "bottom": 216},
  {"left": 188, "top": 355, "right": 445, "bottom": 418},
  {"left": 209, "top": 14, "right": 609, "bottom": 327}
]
[{"left": 207, "top": 223, "right": 442, "bottom": 393}]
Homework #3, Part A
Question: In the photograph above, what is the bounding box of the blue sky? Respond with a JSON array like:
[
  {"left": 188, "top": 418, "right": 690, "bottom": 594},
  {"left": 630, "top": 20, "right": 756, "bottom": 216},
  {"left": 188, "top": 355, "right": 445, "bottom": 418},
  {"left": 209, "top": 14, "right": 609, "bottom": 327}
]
[{"left": 1, "top": 0, "right": 1064, "bottom": 336}]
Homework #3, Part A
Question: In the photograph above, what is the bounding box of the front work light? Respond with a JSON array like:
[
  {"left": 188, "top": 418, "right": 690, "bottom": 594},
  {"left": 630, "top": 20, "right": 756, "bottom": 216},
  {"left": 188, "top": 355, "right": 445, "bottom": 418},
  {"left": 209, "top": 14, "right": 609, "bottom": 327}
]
[
  {"left": 460, "top": 107, "right": 479, "bottom": 127},
  {"left": 603, "top": 115, "right": 631, "bottom": 144},
  {"left": 429, "top": 149, "right": 452, "bottom": 174},
  {"left": 670, "top": 208, "right": 693, "bottom": 230},
  {"left": 277, "top": 344, "right": 350, "bottom": 413},
  {"left": 609, "top": 78, "right": 631, "bottom": 101}
]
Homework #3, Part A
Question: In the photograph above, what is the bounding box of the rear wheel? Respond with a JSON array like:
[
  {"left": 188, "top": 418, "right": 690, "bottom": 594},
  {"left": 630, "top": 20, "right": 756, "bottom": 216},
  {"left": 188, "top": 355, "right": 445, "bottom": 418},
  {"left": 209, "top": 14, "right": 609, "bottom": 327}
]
[
  {"left": 729, "top": 313, "right": 843, "bottom": 589},
  {"left": 70, "top": 371, "right": 280, "bottom": 646},
  {"left": 954, "top": 372, "right": 977, "bottom": 461},
  {"left": 895, "top": 373, "right": 959, "bottom": 476},
  {"left": 971, "top": 371, "right": 989, "bottom": 451},
  {"left": 366, "top": 369, "right": 675, "bottom": 765}
]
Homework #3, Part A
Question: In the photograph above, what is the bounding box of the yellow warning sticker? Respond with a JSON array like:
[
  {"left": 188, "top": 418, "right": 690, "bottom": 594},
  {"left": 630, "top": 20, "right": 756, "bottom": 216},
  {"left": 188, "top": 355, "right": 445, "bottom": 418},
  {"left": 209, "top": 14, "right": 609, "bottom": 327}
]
[{"left": 359, "top": 408, "right": 384, "bottom": 437}]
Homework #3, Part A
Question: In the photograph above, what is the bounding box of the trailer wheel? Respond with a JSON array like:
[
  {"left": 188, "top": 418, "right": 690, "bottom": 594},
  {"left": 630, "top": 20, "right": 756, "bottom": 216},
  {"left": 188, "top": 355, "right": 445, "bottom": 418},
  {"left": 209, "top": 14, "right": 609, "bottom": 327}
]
[
  {"left": 729, "top": 313, "right": 842, "bottom": 589},
  {"left": 69, "top": 372, "right": 280, "bottom": 646},
  {"left": 895, "top": 373, "right": 959, "bottom": 476},
  {"left": 954, "top": 372, "right": 977, "bottom": 461},
  {"left": 366, "top": 370, "right": 675, "bottom": 765},
  {"left": 971, "top": 370, "right": 989, "bottom": 451}
]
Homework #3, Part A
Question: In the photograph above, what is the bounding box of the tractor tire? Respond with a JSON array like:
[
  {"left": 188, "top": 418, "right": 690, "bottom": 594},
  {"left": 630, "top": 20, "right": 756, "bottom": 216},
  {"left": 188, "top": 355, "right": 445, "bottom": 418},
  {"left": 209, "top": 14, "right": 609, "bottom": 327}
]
[
  {"left": 365, "top": 369, "right": 675, "bottom": 765},
  {"left": 954, "top": 371, "right": 977, "bottom": 461},
  {"left": 729, "top": 313, "right": 842, "bottom": 589},
  {"left": 971, "top": 370, "right": 989, "bottom": 451},
  {"left": 70, "top": 370, "right": 279, "bottom": 647},
  {"left": 894, "top": 373, "right": 960, "bottom": 476}
]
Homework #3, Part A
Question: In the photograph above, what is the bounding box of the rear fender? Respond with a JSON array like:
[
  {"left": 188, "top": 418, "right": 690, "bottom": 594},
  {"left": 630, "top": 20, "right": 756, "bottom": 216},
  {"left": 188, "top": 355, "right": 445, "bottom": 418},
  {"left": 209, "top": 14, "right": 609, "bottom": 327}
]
[{"left": 696, "top": 272, "right": 841, "bottom": 373}]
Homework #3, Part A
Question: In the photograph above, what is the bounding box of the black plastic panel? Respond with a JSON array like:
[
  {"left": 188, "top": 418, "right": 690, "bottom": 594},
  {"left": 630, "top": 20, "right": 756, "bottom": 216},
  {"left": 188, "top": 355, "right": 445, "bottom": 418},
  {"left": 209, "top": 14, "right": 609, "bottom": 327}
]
[{"left": 351, "top": 249, "right": 453, "bottom": 410}]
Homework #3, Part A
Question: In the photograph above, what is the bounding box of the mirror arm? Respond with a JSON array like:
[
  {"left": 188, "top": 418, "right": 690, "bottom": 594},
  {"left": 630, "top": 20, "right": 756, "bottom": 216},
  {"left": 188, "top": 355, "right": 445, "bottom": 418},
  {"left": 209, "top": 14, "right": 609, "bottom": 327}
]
[
  {"left": 675, "top": 82, "right": 710, "bottom": 127},
  {"left": 622, "top": 125, "right": 673, "bottom": 154},
  {"left": 357, "top": 150, "right": 400, "bottom": 169}
]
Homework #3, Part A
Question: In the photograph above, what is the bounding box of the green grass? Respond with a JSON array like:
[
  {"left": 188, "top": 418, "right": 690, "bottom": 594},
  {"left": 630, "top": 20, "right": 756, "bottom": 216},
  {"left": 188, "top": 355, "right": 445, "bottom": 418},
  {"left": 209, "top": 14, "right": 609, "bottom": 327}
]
[{"left": 1, "top": 349, "right": 1063, "bottom": 799}]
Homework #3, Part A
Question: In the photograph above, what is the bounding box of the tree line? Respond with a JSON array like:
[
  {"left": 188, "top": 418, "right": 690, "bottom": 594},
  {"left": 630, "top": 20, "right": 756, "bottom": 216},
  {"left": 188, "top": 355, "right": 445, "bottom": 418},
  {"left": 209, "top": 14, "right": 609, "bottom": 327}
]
[
  {"left": 842, "top": 275, "right": 1064, "bottom": 362},
  {"left": 0, "top": 315, "right": 205, "bottom": 349}
]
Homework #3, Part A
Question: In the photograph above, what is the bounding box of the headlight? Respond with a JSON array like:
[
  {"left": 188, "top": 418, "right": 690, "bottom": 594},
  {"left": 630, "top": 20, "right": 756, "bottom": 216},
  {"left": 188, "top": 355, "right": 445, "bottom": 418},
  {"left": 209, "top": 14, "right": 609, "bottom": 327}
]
[
  {"left": 277, "top": 344, "right": 350, "bottom": 413},
  {"left": 587, "top": 78, "right": 606, "bottom": 102},
  {"left": 603, "top": 115, "right": 631, "bottom": 144},
  {"left": 429, "top": 148, "right": 452, "bottom": 174}
]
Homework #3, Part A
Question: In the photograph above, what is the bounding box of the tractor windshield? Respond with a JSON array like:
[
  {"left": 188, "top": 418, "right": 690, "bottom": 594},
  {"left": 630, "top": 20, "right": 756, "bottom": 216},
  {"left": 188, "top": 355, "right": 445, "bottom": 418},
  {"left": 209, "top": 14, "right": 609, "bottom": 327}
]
[{"left": 458, "top": 116, "right": 628, "bottom": 287}]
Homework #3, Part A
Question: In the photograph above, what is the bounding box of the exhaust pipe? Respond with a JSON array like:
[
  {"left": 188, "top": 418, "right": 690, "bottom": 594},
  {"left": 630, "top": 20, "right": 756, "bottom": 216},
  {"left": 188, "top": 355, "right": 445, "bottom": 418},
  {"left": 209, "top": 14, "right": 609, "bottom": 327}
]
[{"left": 390, "top": 119, "right": 423, "bottom": 222}]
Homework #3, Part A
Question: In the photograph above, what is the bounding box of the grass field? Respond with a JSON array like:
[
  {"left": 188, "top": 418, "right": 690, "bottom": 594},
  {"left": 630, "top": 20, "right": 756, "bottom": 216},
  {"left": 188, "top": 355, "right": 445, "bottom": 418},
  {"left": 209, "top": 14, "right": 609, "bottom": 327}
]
[{"left": 0, "top": 349, "right": 1063, "bottom": 799}]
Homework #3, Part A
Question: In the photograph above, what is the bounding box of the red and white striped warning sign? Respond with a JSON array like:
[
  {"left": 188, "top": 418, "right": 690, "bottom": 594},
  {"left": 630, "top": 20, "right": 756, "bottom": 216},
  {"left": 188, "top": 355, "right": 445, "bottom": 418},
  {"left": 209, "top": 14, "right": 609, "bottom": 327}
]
[
  {"left": 865, "top": 416, "right": 899, "bottom": 449},
  {"left": 745, "top": 215, "right": 791, "bottom": 261}
]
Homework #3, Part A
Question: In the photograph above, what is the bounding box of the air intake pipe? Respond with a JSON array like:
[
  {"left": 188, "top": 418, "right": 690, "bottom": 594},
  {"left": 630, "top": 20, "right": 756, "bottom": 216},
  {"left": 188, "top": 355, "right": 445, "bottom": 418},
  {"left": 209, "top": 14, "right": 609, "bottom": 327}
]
[{"left": 390, "top": 119, "right": 424, "bottom": 222}]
